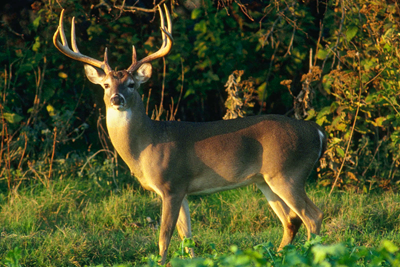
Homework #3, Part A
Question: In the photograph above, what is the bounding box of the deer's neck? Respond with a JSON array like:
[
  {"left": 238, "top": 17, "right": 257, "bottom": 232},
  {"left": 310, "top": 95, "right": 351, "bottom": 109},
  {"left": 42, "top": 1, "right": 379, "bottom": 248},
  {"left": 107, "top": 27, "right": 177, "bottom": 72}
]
[{"left": 105, "top": 100, "right": 153, "bottom": 176}]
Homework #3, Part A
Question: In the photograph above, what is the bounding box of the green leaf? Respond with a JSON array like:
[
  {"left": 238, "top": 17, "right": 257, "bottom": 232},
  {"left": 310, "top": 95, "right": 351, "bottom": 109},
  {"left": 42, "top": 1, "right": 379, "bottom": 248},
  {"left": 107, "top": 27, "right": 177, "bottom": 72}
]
[
  {"left": 203, "top": 70, "right": 219, "bottom": 82},
  {"left": 46, "top": 104, "right": 57, "bottom": 117},
  {"left": 58, "top": 72, "right": 68, "bottom": 79},
  {"left": 335, "top": 123, "right": 347, "bottom": 132},
  {"left": 312, "top": 243, "right": 346, "bottom": 264},
  {"left": 2, "top": 113, "right": 24, "bottom": 124},
  {"left": 346, "top": 26, "right": 358, "bottom": 42},
  {"left": 316, "top": 106, "right": 331, "bottom": 120},
  {"left": 355, "top": 124, "right": 369, "bottom": 134},
  {"left": 383, "top": 43, "right": 392, "bottom": 52},
  {"left": 182, "top": 238, "right": 195, "bottom": 249},
  {"left": 331, "top": 115, "right": 343, "bottom": 127},
  {"left": 336, "top": 147, "right": 345, "bottom": 158},
  {"left": 305, "top": 109, "right": 316, "bottom": 120},
  {"left": 361, "top": 58, "right": 377, "bottom": 71},
  {"left": 375, "top": 117, "right": 386, "bottom": 127},
  {"left": 32, "top": 36, "right": 41, "bottom": 52},
  {"left": 331, "top": 137, "right": 342, "bottom": 145},
  {"left": 316, "top": 49, "right": 328, "bottom": 60},
  {"left": 183, "top": 88, "right": 195, "bottom": 98},
  {"left": 191, "top": 8, "right": 202, "bottom": 19},
  {"left": 194, "top": 20, "right": 207, "bottom": 33},
  {"left": 32, "top": 16, "right": 41, "bottom": 31},
  {"left": 380, "top": 240, "right": 399, "bottom": 253}
]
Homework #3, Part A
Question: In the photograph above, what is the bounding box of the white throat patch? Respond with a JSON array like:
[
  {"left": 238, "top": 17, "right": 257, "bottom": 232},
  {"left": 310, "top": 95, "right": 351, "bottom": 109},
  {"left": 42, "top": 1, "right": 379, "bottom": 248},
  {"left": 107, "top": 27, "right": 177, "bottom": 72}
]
[{"left": 106, "top": 107, "right": 132, "bottom": 129}]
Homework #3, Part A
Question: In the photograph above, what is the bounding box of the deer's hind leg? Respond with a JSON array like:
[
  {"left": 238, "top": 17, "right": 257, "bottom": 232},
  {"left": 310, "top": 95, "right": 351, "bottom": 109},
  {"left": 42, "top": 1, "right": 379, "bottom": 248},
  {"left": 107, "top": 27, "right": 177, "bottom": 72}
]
[
  {"left": 256, "top": 182, "right": 303, "bottom": 250},
  {"left": 176, "top": 196, "right": 195, "bottom": 257},
  {"left": 262, "top": 172, "right": 323, "bottom": 244}
]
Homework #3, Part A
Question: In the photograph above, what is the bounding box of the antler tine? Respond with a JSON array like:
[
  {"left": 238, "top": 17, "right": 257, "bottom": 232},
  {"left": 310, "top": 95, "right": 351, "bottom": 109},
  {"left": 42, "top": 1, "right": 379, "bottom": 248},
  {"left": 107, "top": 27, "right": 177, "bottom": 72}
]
[
  {"left": 53, "top": 9, "right": 112, "bottom": 73},
  {"left": 132, "top": 45, "right": 137, "bottom": 65},
  {"left": 127, "top": 4, "right": 173, "bottom": 73},
  {"left": 159, "top": 4, "right": 173, "bottom": 50},
  {"left": 71, "top": 17, "right": 80, "bottom": 53},
  {"left": 158, "top": 6, "right": 166, "bottom": 46},
  {"left": 164, "top": 4, "right": 173, "bottom": 45}
]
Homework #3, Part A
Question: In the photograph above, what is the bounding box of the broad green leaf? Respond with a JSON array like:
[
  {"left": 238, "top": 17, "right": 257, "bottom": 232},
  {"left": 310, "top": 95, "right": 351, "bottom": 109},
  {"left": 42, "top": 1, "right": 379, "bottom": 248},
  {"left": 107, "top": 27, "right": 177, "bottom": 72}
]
[
  {"left": 46, "top": 104, "right": 56, "bottom": 117},
  {"left": 191, "top": 8, "right": 202, "bottom": 19},
  {"left": 331, "top": 137, "right": 342, "bottom": 144},
  {"left": 2, "top": 113, "right": 24, "bottom": 124},
  {"left": 316, "top": 49, "right": 329, "bottom": 60},
  {"left": 183, "top": 88, "right": 195, "bottom": 98},
  {"left": 257, "top": 82, "right": 267, "bottom": 96},
  {"left": 346, "top": 26, "right": 358, "bottom": 42},
  {"left": 386, "top": 114, "right": 396, "bottom": 122},
  {"left": 32, "top": 36, "right": 41, "bottom": 52},
  {"left": 375, "top": 117, "right": 386, "bottom": 127},
  {"left": 32, "top": 16, "right": 41, "bottom": 31},
  {"left": 305, "top": 109, "right": 316, "bottom": 120},
  {"left": 58, "top": 72, "right": 68, "bottom": 79},
  {"left": 336, "top": 147, "right": 345, "bottom": 158},
  {"left": 380, "top": 240, "right": 399, "bottom": 253},
  {"left": 316, "top": 106, "right": 331, "bottom": 120},
  {"left": 331, "top": 115, "right": 343, "bottom": 127},
  {"left": 361, "top": 58, "right": 377, "bottom": 71},
  {"left": 383, "top": 43, "right": 392, "bottom": 52},
  {"left": 194, "top": 20, "right": 207, "bottom": 33},
  {"left": 312, "top": 243, "right": 346, "bottom": 264},
  {"left": 182, "top": 238, "right": 195, "bottom": 249},
  {"left": 335, "top": 123, "right": 347, "bottom": 132}
]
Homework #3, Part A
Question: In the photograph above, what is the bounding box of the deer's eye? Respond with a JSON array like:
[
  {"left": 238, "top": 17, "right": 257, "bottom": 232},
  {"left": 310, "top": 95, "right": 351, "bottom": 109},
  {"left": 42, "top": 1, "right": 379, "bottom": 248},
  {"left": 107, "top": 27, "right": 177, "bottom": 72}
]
[
  {"left": 104, "top": 84, "right": 110, "bottom": 89},
  {"left": 127, "top": 83, "right": 135, "bottom": 89}
]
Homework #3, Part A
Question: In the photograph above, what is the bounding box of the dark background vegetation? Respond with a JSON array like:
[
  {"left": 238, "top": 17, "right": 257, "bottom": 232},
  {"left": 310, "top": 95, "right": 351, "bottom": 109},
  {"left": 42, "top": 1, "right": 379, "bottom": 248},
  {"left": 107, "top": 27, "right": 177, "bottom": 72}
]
[{"left": 1, "top": 0, "right": 399, "bottom": 194}]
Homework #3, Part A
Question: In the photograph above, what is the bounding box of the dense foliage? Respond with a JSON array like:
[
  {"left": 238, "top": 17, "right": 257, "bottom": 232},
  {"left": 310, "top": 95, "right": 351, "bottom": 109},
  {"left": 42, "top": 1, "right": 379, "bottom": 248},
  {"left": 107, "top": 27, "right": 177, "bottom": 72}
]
[
  {"left": 1, "top": 0, "right": 399, "bottom": 194},
  {"left": 3, "top": 238, "right": 400, "bottom": 266},
  {"left": 165, "top": 238, "right": 400, "bottom": 267}
]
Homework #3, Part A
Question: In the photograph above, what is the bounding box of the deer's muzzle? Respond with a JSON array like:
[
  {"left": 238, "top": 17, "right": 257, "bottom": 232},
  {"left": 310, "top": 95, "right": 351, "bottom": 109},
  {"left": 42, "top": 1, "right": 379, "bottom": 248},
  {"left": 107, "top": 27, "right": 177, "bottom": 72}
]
[{"left": 110, "top": 93, "right": 126, "bottom": 110}]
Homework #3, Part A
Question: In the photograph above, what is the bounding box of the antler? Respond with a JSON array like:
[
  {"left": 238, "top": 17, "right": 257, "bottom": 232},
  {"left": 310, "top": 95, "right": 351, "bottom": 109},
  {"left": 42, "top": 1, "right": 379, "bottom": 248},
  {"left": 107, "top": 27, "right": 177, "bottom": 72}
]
[
  {"left": 127, "top": 4, "right": 173, "bottom": 73},
  {"left": 53, "top": 9, "right": 112, "bottom": 74},
  {"left": 53, "top": 4, "right": 173, "bottom": 74}
]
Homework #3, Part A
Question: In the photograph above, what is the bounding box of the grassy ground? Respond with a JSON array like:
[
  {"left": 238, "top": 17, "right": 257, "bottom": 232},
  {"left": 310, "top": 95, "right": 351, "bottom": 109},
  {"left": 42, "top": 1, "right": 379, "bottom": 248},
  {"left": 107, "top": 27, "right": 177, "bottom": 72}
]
[{"left": 0, "top": 175, "right": 399, "bottom": 266}]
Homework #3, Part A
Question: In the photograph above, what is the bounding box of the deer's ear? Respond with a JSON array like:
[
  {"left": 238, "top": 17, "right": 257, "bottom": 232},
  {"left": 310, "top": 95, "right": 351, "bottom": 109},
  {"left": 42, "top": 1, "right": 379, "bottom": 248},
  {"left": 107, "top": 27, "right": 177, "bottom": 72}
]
[
  {"left": 84, "top": 64, "right": 106, "bottom": 84},
  {"left": 134, "top": 63, "right": 152, "bottom": 84}
]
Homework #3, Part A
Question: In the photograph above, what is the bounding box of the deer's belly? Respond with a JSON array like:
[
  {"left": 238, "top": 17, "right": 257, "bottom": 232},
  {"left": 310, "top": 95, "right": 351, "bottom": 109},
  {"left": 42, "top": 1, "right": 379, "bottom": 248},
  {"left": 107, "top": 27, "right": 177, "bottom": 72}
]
[{"left": 188, "top": 173, "right": 264, "bottom": 195}]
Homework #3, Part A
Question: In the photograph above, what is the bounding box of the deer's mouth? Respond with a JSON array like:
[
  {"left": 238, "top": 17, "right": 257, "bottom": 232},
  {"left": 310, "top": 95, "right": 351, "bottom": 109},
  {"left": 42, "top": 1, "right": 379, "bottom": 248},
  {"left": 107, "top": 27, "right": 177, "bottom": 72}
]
[{"left": 110, "top": 93, "right": 126, "bottom": 110}]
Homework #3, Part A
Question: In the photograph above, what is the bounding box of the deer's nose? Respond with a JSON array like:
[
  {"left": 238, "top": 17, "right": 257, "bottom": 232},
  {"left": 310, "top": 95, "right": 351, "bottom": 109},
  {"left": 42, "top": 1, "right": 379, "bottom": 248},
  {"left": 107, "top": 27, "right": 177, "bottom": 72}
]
[{"left": 110, "top": 93, "right": 126, "bottom": 110}]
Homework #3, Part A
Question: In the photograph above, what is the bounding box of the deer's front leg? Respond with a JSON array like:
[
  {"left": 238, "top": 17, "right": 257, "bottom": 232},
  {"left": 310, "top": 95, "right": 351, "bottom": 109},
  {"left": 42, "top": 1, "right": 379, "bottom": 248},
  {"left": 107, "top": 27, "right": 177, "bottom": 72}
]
[{"left": 159, "top": 193, "right": 185, "bottom": 264}]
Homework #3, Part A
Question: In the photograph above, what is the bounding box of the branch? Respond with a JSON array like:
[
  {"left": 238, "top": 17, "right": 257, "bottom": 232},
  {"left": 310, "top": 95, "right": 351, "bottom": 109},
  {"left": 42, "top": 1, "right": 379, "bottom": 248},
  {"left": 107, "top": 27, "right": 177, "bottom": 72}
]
[
  {"left": 234, "top": 0, "right": 254, "bottom": 21},
  {"left": 114, "top": 0, "right": 166, "bottom": 13},
  {"left": 329, "top": 50, "right": 362, "bottom": 196}
]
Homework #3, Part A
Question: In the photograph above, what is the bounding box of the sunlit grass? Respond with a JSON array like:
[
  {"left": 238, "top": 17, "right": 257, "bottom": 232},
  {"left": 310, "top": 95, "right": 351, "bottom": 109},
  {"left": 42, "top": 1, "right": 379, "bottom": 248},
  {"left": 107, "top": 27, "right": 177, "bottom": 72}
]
[{"left": 0, "top": 177, "right": 399, "bottom": 266}]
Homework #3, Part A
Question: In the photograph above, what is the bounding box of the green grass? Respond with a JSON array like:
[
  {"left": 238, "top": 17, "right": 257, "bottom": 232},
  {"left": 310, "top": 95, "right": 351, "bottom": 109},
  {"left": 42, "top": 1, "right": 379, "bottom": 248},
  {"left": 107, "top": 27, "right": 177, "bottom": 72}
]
[{"left": 0, "top": 176, "right": 399, "bottom": 266}]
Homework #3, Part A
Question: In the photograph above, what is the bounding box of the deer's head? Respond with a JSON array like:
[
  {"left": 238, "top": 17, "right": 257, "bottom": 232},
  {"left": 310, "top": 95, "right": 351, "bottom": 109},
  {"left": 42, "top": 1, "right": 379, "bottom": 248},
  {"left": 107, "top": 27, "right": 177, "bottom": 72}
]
[
  {"left": 53, "top": 5, "right": 172, "bottom": 111},
  {"left": 83, "top": 65, "right": 152, "bottom": 111}
]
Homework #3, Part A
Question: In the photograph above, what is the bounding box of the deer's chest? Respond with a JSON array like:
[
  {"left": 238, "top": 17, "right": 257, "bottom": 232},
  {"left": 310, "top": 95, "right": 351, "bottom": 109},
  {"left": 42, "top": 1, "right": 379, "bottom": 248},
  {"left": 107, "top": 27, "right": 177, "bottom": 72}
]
[
  {"left": 105, "top": 108, "right": 147, "bottom": 178},
  {"left": 105, "top": 108, "right": 134, "bottom": 157},
  {"left": 106, "top": 108, "right": 132, "bottom": 131}
]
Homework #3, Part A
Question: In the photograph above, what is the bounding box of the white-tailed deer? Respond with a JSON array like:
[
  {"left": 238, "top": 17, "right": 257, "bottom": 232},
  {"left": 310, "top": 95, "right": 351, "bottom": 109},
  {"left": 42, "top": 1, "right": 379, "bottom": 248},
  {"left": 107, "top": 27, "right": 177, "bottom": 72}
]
[{"left": 54, "top": 5, "right": 326, "bottom": 264}]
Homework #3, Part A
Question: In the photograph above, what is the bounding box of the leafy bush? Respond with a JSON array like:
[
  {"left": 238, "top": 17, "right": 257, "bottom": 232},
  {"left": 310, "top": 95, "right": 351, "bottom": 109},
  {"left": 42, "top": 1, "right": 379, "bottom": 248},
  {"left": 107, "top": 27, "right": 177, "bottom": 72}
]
[
  {"left": 1, "top": 0, "right": 399, "bottom": 193},
  {"left": 3, "top": 237, "right": 399, "bottom": 266},
  {"left": 313, "top": 0, "right": 400, "bottom": 191},
  {"left": 143, "top": 237, "right": 400, "bottom": 267}
]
